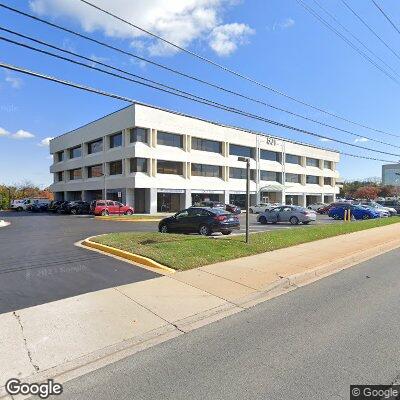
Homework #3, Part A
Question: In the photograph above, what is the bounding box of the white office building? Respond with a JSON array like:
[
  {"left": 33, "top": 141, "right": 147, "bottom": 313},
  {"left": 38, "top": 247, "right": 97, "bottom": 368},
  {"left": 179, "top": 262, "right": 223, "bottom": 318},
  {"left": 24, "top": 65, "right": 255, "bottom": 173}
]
[{"left": 49, "top": 103, "right": 340, "bottom": 213}]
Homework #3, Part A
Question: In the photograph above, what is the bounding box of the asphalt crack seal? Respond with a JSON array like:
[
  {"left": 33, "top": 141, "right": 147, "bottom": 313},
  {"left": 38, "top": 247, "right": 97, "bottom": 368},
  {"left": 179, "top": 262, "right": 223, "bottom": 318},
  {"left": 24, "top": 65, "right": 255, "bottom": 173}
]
[{"left": 13, "top": 311, "right": 40, "bottom": 372}]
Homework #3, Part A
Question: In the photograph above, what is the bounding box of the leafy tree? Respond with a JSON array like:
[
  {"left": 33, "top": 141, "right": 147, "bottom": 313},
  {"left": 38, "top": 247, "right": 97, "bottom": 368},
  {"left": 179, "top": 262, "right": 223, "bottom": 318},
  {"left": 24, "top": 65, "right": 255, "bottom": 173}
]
[{"left": 354, "top": 186, "right": 381, "bottom": 200}]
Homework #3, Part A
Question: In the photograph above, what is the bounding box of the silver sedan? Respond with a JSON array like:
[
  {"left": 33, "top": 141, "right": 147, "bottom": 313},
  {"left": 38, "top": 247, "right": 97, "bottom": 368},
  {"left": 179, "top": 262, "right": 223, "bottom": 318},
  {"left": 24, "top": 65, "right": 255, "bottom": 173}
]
[{"left": 257, "top": 205, "right": 317, "bottom": 225}]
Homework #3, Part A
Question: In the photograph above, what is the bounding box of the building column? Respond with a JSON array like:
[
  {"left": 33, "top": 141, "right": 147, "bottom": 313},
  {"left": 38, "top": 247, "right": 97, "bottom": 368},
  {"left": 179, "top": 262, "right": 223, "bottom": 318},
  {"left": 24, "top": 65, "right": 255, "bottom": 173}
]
[
  {"left": 82, "top": 190, "right": 88, "bottom": 201},
  {"left": 184, "top": 189, "right": 192, "bottom": 208},
  {"left": 145, "top": 188, "right": 157, "bottom": 214},
  {"left": 126, "top": 188, "right": 134, "bottom": 208},
  {"left": 321, "top": 194, "right": 325, "bottom": 203},
  {"left": 300, "top": 193, "right": 307, "bottom": 207},
  {"left": 224, "top": 190, "right": 230, "bottom": 204}
]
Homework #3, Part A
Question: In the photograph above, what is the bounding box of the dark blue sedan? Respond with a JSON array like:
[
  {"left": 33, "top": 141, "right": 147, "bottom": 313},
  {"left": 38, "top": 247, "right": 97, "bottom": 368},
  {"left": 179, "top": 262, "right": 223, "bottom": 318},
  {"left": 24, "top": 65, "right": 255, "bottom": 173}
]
[{"left": 328, "top": 205, "right": 380, "bottom": 220}]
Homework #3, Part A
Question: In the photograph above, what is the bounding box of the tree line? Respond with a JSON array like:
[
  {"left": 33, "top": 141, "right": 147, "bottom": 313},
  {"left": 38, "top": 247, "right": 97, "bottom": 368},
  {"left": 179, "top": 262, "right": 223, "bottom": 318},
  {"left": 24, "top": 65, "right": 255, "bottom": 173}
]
[{"left": 339, "top": 180, "right": 399, "bottom": 200}]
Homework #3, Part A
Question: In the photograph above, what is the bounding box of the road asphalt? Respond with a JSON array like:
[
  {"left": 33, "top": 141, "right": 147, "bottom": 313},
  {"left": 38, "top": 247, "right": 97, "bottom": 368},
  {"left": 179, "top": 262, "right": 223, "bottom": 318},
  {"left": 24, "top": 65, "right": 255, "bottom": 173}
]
[{"left": 55, "top": 248, "right": 400, "bottom": 400}]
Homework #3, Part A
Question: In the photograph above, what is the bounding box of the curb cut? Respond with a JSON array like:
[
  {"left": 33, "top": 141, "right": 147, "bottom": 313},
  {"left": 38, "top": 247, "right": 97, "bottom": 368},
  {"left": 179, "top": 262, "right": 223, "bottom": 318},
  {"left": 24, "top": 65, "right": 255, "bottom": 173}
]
[{"left": 81, "top": 237, "right": 175, "bottom": 274}]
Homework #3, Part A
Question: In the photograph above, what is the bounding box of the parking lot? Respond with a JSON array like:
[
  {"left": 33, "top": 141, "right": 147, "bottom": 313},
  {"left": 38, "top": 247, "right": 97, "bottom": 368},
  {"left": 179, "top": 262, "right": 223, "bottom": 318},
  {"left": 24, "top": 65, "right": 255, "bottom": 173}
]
[{"left": 0, "top": 210, "right": 340, "bottom": 314}]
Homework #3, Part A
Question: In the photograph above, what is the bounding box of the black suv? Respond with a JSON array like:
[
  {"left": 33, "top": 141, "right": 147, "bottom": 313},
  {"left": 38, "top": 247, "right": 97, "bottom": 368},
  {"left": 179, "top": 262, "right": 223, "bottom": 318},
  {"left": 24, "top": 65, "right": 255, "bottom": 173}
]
[
  {"left": 59, "top": 201, "right": 91, "bottom": 215},
  {"left": 158, "top": 207, "right": 240, "bottom": 236}
]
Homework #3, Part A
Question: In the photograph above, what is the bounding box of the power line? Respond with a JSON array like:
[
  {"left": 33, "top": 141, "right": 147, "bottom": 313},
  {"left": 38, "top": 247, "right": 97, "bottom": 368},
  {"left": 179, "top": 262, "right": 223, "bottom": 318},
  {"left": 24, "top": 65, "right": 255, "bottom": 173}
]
[
  {"left": 3, "top": 27, "right": 400, "bottom": 149},
  {"left": 1, "top": 3, "right": 398, "bottom": 139},
  {"left": 341, "top": 0, "right": 400, "bottom": 64},
  {"left": 371, "top": 0, "right": 400, "bottom": 36},
  {"left": 0, "top": 59, "right": 399, "bottom": 160},
  {"left": 311, "top": 0, "right": 400, "bottom": 80},
  {"left": 296, "top": 0, "right": 400, "bottom": 85}
]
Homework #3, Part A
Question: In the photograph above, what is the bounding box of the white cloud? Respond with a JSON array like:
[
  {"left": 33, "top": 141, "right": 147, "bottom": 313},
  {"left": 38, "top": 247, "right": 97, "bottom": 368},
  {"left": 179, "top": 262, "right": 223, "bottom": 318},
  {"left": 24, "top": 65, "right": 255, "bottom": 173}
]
[
  {"left": 29, "top": 0, "right": 254, "bottom": 57},
  {"left": 0, "top": 127, "right": 9, "bottom": 137},
  {"left": 272, "top": 17, "right": 295, "bottom": 31},
  {"left": 5, "top": 72, "right": 23, "bottom": 89},
  {"left": 209, "top": 23, "right": 254, "bottom": 56},
  {"left": 38, "top": 137, "right": 54, "bottom": 147},
  {"left": 354, "top": 137, "right": 369, "bottom": 143},
  {"left": 319, "top": 138, "right": 332, "bottom": 142},
  {"left": 12, "top": 130, "right": 35, "bottom": 140}
]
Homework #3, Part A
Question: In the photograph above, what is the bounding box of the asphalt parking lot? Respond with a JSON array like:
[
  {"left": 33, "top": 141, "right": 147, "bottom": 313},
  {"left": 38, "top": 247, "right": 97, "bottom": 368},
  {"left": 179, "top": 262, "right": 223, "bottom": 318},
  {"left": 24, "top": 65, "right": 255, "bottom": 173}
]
[{"left": 0, "top": 210, "right": 337, "bottom": 314}]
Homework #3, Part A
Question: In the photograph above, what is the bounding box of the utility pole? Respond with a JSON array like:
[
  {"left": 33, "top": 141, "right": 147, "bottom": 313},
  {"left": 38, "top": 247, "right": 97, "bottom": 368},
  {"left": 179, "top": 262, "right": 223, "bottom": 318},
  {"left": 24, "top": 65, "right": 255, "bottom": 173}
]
[{"left": 238, "top": 156, "right": 250, "bottom": 244}]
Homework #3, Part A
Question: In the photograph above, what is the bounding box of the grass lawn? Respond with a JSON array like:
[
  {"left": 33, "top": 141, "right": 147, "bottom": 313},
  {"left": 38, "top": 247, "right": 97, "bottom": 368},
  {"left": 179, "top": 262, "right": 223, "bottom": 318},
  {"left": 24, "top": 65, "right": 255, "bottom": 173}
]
[{"left": 92, "top": 218, "right": 400, "bottom": 271}]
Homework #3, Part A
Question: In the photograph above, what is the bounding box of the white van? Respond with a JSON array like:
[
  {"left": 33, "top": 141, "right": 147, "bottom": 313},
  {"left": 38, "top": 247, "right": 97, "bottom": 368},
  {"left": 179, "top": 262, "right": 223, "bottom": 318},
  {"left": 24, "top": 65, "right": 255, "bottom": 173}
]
[
  {"left": 10, "top": 199, "right": 27, "bottom": 211},
  {"left": 11, "top": 198, "right": 51, "bottom": 211}
]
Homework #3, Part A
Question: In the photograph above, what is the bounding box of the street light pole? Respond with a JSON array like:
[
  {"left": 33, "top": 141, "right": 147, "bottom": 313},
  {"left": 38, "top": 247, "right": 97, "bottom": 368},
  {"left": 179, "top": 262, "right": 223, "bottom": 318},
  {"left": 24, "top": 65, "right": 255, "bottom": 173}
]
[{"left": 238, "top": 156, "right": 250, "bottom": 244}]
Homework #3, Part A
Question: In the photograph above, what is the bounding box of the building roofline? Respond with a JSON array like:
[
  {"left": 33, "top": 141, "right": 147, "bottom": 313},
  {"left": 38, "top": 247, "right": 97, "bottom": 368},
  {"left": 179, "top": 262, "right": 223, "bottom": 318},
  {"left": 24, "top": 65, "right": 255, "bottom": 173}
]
[{"left": 51, "top": 101, "right": 340, "bottom": 154}]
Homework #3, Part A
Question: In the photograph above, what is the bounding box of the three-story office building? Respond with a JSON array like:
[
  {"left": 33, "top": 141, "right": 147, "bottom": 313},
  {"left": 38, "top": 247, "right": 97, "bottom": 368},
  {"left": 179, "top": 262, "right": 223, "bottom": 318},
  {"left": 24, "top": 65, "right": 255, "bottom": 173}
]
[{"left": 49, "top": 103, "right": 340, "bottom": 213}]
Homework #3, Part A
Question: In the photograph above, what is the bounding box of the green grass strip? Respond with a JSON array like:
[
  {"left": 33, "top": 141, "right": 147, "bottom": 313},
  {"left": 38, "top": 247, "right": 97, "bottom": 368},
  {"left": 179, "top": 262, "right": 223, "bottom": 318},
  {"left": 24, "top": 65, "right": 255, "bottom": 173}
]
[{"left": 93, "top": 218, "right": 400, "bottom": 271}]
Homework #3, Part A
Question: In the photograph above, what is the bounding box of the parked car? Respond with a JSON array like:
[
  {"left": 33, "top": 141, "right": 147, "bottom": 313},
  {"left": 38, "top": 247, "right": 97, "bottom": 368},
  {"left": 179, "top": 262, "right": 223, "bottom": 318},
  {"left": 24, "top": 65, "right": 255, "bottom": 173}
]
[
  {"left": 196, "top": 201, "right": 225, "bottom": 209},
  {"left": 377, "top": 200, "right": 400, "bottom": 214},
  {"left": 257, "top": 205, "right": 316, "bottom": 225},
  {"left": 48, "top": 200, "right": 68, "bottom": 213},
  {"left": 359, "top": 205, "right": 389, "bottom": 218},
  {"left": 328, "top": 205, "right": 380, "bottom": 220},
  {"left": 307, "top": 203, "right": 326, "bottom": 211},
  {"left": 158, "top": 207, "right": 240, "bottom": 235},
  {"left": 11, "top": 198, "right": 51, "bottom": 211},
  {"left": 90, "top": 200, "right": 134, "bottom": 216},
  {"left": 225, "top": 204, "right": 241, "bottom": 214},
  {"left": 317, "top": 201, "right": 353, "bottom": 214},
  {"left": 249, "top": 203, "right": 276, "bottom": 214},
  {"left": 358, "top": 201, "right": 396, "bottom": 216},
  {"left": 28, "top": 202, "right": 49, "bottom": 212},
  {"left": 10, "top": 199, "right": 27, "bottom": 211},
  {"left": 59, "top": 201, "right": 91, "bottom": 215}
]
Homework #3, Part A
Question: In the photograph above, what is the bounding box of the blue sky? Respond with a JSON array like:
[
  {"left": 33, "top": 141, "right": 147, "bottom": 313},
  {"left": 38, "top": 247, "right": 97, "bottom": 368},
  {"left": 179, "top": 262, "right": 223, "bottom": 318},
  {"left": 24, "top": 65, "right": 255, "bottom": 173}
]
[{"left": 1, "top": 0, "right": 400, "bottom": 187}]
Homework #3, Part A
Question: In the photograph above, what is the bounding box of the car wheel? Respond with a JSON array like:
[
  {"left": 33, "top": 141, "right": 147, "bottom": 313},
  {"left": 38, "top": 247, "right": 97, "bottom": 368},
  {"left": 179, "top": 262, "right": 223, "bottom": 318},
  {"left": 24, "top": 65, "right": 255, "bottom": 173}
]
[
  {"left": 290, "top": 216, "right": 299, "bottom": 225},
  {"left": 17, "top": 207, "right": 23, "bottom": 212},
  {"left": 332, "top": 214, "right": 340, "bottom": 220},
  {"left": 125, "top": 210, "right": 133, "bottom": 215},
  {"left": 221, "top": 230, "right": 232, "bottom": 235},
  {"left": 159, "top": 224, "right": 168, "bottom": 233},
  {"left": 362, "top": 214, "right": 370, "bottom": 220},
  {"left": 70, "top": 209, "right": 77, "bottom": 215},
  {"left": 199, "top": 224, "right": 211, "bottom": 236},
  {"left": 259, "top": 216, "right": 268, "bottom": 225},
  {"left": 101, "top": 210, "right": 109, "bottom": 216},
  {"left": 303, "top": 221, "right": 310, "bottom": 225}
]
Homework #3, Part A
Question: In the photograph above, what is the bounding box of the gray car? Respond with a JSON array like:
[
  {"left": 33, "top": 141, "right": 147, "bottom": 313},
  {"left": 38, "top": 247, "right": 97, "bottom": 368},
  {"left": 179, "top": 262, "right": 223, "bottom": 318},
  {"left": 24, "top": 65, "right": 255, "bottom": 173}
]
[{"left": 257, "top": 205, "right": 317, "bottom": 225}]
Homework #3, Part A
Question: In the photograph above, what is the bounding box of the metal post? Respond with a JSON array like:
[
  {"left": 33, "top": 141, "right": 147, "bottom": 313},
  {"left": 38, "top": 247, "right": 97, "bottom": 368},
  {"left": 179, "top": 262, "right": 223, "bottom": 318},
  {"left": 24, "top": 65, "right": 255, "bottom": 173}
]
[{"left": 246, "top": 158, "right": 250, "bottom": 244}]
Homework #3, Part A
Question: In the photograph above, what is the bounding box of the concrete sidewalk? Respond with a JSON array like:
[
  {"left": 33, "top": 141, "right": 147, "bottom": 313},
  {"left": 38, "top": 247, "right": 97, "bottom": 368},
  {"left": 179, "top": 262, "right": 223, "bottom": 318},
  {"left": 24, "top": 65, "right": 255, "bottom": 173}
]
[{"left": 1, "top": 223, "right": 400, "bottom": 398}]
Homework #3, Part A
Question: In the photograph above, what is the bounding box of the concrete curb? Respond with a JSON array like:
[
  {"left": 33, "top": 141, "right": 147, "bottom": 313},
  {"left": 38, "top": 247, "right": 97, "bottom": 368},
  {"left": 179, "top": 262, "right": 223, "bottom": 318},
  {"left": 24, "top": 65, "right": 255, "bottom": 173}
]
[
  {"left": 81, "top": 237, "right": 176, "bottom": 275},
  {"left": 0, "top": 220, "right": 10, "bottom": 228}
]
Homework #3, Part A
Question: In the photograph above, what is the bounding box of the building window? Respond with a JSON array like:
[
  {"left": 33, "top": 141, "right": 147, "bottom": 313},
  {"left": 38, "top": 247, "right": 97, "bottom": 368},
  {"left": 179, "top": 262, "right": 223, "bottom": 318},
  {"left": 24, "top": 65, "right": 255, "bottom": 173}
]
[
  {"left": 56, "top": 151, "right": 64, "bottom": 162},
  {"left": 130, "top": 127, "right": 148, "bottom": 143},
  {"left": 157, "top": 160, "right": 183, "bottom": 175},
  {"left": 306, "top": 175, "right": 319, "bottom": 184},
  {"left": 285, "top": 173, "right": 301, "bottom": 183},
  {"left": 69, "top": 168, "right": 82, "bottom": 180},
  {"left": 87, "top": 164, "right": 103, "bottom": 178},
  {"left": 109, "top": 132, "right": 122, "bottom": 148},
  {"left": 130, "top": 158, "right": 148, "bottom": 173},
  {"left": 56, "top": 171, "right": 63, "bottom": 182},
  {"left": 260, "top": 150, "right": 280, "bottom": 162},
  {"left": 69, "top": 146, "right": 81, "bottom": 159},
  {"left": 191, "top": 137, "right": 222, "bottom": 154},
  {"left": 157, "top": 131, "right": 183, "bottom": 148},
  {"left": 109, "top": 160, "right": 123, "bottom": 175},
  {"left": 324, "top": 160, "right": 333, "bottom": 169},
  {"left": 191, "top": 163, "right": 222, "bottom": 177},
  {"left": 229, "top": 167, "right": 247, "bottom": 179},
  {"left": 229, "top": 144, "right": 253, "bottom": 158},
  {"left": 285, "top": 154, "right": 301, "bottom": 164},
  {"left": 260, "top": 170, "right": 282, "bottom": 182},
  {"left": 324, "top": 177, "right": 333, "bottom": 185},
  {"left": 306, "top": 157, "right": 319, "bottom": 167},
  {"left": 87, "top": 139, "right": 103, "bottom": 154}
]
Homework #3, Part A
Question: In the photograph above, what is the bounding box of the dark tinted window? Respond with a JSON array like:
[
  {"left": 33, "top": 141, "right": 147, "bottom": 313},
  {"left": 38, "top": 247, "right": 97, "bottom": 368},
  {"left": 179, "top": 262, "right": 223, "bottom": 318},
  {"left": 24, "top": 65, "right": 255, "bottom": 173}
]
[
  {"left": 306, "top": 158, "right": 319, "bottom": 167},
  {"left": 88, "top": 139, "right": 103, "bottom": 154},
  {"left": 130, "top": 158, "right": 148, "bottom": 173},
  {"left": 157, "top": 160, "right": 183, "bottom": 175},
  {"left": 191, "top": 137, "right": 221, "bottom": 153},
  {"left": 130, "top": 127, "right": 148, "bottom": 143},
  {"left": 285, "top": 173, "right": 301, "bottom": 183},
  {"left": 69, "top": 146, "right": 81, "bottom": 159},
  {"left": 88, "top": 164, "right": 103, "bottom": 178},
  {"left": 69, "top": 168, "right": 82, "bottom": 180},
  {"left": 260, "top": 150, "right": 280, "bottom": 162},
  {"left": 324, "top": 177, "right": 332, "bottom": 185},
  {"left": 56, "top": 151, "right": 64, "bottom": 162},
  {"left": 260, "top": 171, "right": 282, "bottom": 182},
  {"left": 158, "top": 131, "right": 183, "bottom": 148},
  {"left": 306, "top": 175, "right": 319, "bottom": 184},
  {"left": 285, "top": 154, "right": 301, "bottom": 164},
  {"left": 230, "top": 167, "right": 247, "bottom": 179},
  {"left": 109, "top": 160, "right": 123, "bottom": 175},
  {"left": 191, "top": 163, "right": 222, "bottom": 177},
  {"left": 109, "top": 132, "right": 122, "bottom": 148},
  {"left": 229, "top": 144, "right": 253, "bottom": 158},
  {"left": 324, "top": 160, "right": 333, "bottom": 169},
  {"left": 56, "top": 171, "right": 63, "bottom": 181}
]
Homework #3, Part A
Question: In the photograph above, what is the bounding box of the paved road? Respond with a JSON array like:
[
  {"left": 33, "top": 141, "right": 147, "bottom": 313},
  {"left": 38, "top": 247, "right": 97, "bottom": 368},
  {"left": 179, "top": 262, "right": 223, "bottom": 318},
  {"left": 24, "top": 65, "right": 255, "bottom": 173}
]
[
  {"left": 57, "top": 248, "right": 400, "bottom": 400},
  {"left": 0, "top": 211, "right": 158, "bottom": 314}
]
